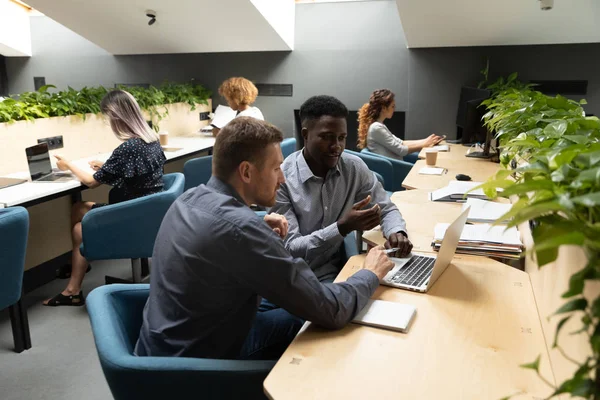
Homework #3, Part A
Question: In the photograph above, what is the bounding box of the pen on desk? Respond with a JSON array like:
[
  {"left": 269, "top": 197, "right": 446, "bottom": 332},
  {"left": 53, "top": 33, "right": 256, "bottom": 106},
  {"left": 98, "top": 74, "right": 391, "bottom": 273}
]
[{"left": 444, "top": 168, "right": 448, "bottom": 174}]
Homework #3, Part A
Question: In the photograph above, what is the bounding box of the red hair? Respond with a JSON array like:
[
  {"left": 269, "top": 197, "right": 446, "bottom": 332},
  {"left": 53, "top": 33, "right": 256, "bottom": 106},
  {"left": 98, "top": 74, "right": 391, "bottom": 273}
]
[{"left": 357, "top": 89, "right": 395, "bottom": 149}]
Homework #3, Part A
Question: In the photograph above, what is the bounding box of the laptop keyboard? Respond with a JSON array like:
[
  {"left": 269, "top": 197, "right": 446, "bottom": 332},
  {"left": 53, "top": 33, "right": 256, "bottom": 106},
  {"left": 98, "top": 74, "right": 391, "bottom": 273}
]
[
  {"left": 37, "top": 174, "right": 69, "bottom": 182},
  {"left": 390, "top": 255, "right": 436, "bottom": 287}
]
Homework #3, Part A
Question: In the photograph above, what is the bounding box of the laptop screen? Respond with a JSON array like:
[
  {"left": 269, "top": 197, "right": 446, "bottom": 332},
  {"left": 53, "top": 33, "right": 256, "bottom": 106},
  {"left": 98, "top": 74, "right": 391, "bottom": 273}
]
[{"left": 25, "top": 143, "right": 53, "bottom": 180}]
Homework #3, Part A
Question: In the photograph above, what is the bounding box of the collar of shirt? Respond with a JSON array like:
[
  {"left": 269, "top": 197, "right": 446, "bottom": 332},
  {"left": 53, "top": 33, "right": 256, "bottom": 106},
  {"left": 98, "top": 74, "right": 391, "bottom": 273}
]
[
  {"left": 297, "top": 150, "right": 342, "bottom": 184},
  {"left": 207, "top": 176, "right": 247, "bottom": 205}
]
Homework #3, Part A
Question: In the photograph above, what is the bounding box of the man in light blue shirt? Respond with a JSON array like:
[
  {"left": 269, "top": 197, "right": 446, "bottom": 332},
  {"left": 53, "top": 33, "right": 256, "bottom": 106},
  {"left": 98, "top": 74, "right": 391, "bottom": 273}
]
[{"left": 271, "top": 95, "right": 413, "bottom": 282}]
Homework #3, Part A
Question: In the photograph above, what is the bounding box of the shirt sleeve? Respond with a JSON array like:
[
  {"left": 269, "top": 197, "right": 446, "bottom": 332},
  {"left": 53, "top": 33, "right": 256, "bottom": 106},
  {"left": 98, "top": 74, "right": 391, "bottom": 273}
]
[
  {"left": 370, "top": 123, "right": 409, "bottom": 158},
  {"left": 271, "top": 182, "right": 345, "bottom": 263},
  {"left": 229, "top": 220, "right": 380, "bottom": 330},
  {"left": 93, "top": 146, "right": 125, "bottom": 187},
  {"left": 355, "top": 158, "right": 407, "bottom": 238}
]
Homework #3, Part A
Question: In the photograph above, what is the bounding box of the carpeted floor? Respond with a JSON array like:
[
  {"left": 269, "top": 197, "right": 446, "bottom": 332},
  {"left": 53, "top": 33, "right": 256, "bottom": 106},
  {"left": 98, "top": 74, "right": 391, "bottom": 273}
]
[{"left": 0, "top": 259, "right": 133, "bottom": 400}]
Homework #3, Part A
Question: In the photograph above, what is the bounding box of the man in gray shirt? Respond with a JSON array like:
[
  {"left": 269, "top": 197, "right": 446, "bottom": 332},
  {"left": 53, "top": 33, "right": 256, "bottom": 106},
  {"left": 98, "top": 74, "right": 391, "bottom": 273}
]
[
  {"left": 135, "top": 117, "right": 394, "bottom": 361},
  {"left": 271, "top": 95, "right": 413, "bottom": 283}
]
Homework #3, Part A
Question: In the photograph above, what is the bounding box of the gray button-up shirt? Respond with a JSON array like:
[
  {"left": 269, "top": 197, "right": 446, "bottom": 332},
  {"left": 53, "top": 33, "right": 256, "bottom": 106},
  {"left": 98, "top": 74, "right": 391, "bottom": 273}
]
[
  {"left": 135, "top": 177, "right": 379, "bottom": 360},
  {"left": 271, "top": 151, "right": 407, "bottom": 281}
]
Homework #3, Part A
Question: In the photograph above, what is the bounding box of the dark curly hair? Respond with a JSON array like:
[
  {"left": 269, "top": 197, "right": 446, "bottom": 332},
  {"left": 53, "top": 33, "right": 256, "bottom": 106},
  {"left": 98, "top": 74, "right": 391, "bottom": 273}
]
[
  {"left": 299, "top": 95, "right": 349, "bottom": 129},
  {"left": 357, "top": 89, "right": 395, "bottom": 149}
]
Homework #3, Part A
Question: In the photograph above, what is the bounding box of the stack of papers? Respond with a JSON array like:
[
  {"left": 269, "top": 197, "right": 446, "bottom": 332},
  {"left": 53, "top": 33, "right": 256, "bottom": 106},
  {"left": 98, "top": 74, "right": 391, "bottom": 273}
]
[
  {"left": 210, "top": 105, "right": 237, "bottom": 129},
  {"left": 461, "top": 198, "right": 512, "bottom": 223},
  {"left": 429, "top": 181, "right": 488, "bottom": 202},
  {"left": 433, "top": 223, "right": 523, "bottom": 259}
]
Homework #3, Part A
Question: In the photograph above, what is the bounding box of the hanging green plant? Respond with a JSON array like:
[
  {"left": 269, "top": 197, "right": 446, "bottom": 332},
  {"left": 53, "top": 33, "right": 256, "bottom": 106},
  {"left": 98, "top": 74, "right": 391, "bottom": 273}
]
[{"left": 477, "top": 74, "right": 600, "bottom": 399}]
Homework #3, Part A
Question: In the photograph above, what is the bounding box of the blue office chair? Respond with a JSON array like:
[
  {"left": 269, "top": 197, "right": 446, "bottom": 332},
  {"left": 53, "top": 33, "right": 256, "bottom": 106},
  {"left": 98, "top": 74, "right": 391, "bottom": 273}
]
[
  {"left": 404, "top": 151, "right": 419, "bottom": 164},
  {"left": 183, "top": 155, "right": 212, "bottom": 191},
  {"left": 281, "top": 138, "right": 297, "bottom": 159},
  {"left": 344, "top": 149, "right": 397, "bottom": 192},
  {"left": 0, "top": 207, "right": 31, "bottom": 353},
  {"left": 80, "top": 173, "right": 185, "bottom": 284},
  {"left": 360, "top": 148, "right": 413, "bottom": 191},
  {"left": 87, "top": 284, "right": 275, "bottom": 400}
]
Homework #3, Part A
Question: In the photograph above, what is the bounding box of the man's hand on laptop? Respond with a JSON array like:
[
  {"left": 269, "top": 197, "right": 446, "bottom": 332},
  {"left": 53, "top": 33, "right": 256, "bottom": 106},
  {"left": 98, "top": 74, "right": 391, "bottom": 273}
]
[
  {"left": 337, "top": 195, "right": 381, "bottom": 236},
  {"left": 385, "top": 233, "right": 413, "bottom": 258},
  {"left": 264, "top": 213, "right": 288, "bottom": 239},
  {"left": 363, "top": 246, "right": 394, "bottom": 281}
]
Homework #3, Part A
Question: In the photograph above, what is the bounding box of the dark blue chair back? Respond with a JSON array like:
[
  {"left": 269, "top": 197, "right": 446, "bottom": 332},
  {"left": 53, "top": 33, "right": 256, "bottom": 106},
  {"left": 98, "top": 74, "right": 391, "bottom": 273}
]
[
  {"left": 0, "top": 207, "right": 28, "bottom": 308},
  {"left": 183, "top": 156, "right": 212, "bottom": 191},
  {"left": 0, "top": 206, "right": 32, "bottom": 352},
  {"left": 87, "top": 284, "right": 274, "bottom": 400},
  {"left": 281, "top": 138, "right": 296, "bottom": 159},
  {"left": 81, "top": 173, "right": 185, "bottom": 261}
]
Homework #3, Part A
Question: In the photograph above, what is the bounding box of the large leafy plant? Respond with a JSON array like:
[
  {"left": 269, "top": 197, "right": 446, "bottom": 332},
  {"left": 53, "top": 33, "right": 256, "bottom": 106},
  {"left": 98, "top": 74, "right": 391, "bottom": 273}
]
[
  {"left": 0, "top": 82, "right": 211, "bottom": 131},
  {"left": 479, "top": 75, "right": 600, "bottom": 398}
]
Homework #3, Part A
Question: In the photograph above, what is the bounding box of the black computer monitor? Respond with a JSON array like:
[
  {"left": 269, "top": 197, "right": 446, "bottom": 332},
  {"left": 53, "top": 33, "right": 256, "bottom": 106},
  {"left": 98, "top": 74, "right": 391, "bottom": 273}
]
[
  {"left": 456, "top": 87, "right": 490, "bottom": 144},
  {"left": 463, "top": 99, "right": 493, "bottom": 159},
  {"left": 294, "top": 110, "right": 405, "bottom": 152}
]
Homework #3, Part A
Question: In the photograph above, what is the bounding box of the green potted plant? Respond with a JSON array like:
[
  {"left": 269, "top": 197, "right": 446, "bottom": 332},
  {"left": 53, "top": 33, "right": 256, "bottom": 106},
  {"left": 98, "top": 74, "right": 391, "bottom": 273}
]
[{"left": 477, "top": 74, "right": 600, "bottom": 398}]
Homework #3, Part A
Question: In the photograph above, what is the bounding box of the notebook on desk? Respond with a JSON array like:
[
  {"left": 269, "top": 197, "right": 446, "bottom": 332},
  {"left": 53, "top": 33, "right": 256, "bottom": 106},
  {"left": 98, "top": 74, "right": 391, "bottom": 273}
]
[
  {"left": 352, "top": 300, "right": 416, "bottom": 333},
  {"left": 429, "top": 180, "right": 488, "bottom": 202}
]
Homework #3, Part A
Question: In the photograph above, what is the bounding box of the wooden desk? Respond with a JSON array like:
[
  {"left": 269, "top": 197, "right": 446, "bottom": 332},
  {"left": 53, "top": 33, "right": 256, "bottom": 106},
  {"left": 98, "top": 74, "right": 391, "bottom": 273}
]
[
  {"left": 264, "top": 254, "right": 555, "bottom": 400},
  {"left": 0, "top": 136, "right": 215, "bottom": 207},
  {"left": 403, "top": 157, "right": 501, "bottom": 191},
  {"left": 363, "top": 189, "right": 463, "bottom": 253}
]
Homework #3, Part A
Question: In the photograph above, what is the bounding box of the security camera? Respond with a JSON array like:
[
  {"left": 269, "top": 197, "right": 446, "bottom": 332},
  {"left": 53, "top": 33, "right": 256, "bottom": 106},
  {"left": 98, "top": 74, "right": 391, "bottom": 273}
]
[
  {"left": 539, "top": 0, "right": 553, "bottom": 10},
  {"left": 146, "top": 9, "right": 156, "bottom": 25}
]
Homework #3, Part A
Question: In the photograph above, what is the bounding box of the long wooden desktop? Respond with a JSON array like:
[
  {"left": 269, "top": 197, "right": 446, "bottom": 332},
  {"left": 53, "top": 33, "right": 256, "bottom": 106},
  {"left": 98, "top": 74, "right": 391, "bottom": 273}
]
[
  {"left": 265, "top": 143, "right": 562, "bottom": 399},
  {"left": 403, "top": 144, "right": 501, "bottom": 190},
  {"left": 264, "top": 255, "right": 554, "bottom": 400}
]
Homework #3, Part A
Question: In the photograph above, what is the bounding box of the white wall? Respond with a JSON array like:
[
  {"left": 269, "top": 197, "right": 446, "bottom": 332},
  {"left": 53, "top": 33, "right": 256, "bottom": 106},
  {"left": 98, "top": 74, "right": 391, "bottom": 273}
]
[
  {"left": 0, "top": 0, "right": 32, "bottom": 57},
  {"left": 251, "top": 0, "right": 295, "bottom": 50}
]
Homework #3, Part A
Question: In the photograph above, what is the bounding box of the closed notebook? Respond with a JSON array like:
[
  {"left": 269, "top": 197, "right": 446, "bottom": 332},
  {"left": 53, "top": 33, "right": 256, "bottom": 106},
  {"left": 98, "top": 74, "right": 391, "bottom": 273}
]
[{"left": 352, "top": 299, "right": 416, "bottom": 333}]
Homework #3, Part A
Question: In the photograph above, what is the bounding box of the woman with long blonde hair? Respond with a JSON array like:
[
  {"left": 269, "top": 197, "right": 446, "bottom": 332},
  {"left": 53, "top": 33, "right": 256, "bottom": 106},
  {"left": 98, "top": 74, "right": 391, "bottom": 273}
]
[
  {"left": 44, "top": 89, "right": 166, "bottom": 307},
  {"left": 357, "top": 89, "right": 442, "bottom": 159}
]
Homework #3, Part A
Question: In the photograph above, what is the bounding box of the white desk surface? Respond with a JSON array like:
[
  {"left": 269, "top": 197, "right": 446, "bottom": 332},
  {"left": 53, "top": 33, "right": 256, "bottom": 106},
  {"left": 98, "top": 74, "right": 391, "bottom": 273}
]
[{"left": 0, "top": 136, "right": 215, "bottom": 207}]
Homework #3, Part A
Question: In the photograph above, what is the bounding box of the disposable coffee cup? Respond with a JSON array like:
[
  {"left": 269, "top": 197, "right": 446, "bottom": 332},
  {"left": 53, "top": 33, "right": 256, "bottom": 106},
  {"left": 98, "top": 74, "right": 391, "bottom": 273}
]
[
  {"left": 159, "top": 131, "right": 169, "bottom": 146},
  {"left": 425, "top": 149, "right": 438, "bottom": 166}
]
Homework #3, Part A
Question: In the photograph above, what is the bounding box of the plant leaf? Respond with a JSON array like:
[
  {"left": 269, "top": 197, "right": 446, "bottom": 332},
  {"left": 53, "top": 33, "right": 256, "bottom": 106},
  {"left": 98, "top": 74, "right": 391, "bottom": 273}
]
[
  {"left": 553, "top": 316, "right": 571, "bottom": 348},
  {"left": 520, "top": 355, "right": 541, "bottom": 372},
  {"left": 554, "top": 298, "right": 588, "bottom": 315}
]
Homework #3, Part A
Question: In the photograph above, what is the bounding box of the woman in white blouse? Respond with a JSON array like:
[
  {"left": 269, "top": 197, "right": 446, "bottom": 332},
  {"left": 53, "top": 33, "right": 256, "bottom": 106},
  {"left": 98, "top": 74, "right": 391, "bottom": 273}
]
[
  {"left": 357, "top": 89, "right": 442, "bottom": 160},
  {"left": 213, "top": 77, "right": 264, "bottom": 135}
]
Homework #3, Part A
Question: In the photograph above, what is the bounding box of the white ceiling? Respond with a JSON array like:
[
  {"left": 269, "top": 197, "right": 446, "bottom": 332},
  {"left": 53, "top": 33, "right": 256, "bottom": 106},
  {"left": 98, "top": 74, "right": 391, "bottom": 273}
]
[
  {"left": 396, "top": 0, "right": 600, "bottom": 48},
  {"left": 24, "top": 0, "right": 294, "bottom": 55}
]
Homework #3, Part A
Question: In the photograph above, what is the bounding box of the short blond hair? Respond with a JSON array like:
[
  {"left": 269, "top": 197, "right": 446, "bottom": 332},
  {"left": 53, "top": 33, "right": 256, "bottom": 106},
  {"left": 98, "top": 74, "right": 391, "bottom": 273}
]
[{"left": 218, "top": 77, "right": 258, "bottom": 107}]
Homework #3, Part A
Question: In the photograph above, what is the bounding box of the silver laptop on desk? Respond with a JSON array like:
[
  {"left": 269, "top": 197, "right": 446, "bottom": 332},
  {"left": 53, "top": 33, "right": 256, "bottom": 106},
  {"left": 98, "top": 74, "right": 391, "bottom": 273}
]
[
  {"left": 381, "top": 207, "right": 470, "bottom": 293},
  {"left": 25, "top": 143, "right": 72, "bottom": 182}
]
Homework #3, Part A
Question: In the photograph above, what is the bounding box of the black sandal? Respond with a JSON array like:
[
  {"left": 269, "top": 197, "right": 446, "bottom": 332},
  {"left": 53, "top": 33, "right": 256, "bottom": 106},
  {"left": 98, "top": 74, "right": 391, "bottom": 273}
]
[
  {"left": 56, "top": 264, "right": 92, "bottom": 279},
  {"left": 44, "top": 291, "right": 85, "bottom": 307}
]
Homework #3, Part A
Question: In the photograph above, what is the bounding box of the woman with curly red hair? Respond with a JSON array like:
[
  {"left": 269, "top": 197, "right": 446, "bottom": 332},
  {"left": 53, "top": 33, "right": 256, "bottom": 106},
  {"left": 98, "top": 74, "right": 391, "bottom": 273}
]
[{"left": 357, "top": 89, "right": 442, "bottom": 160}]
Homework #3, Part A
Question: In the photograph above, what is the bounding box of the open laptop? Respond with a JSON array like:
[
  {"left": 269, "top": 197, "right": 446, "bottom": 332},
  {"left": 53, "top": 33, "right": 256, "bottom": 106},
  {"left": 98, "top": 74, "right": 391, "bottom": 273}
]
[
  {"left": 381, "top": 207, "right": 470, "bottom": 293},
  {"left": 25, "top": 143, "right": 72, "bottom": 182}
]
